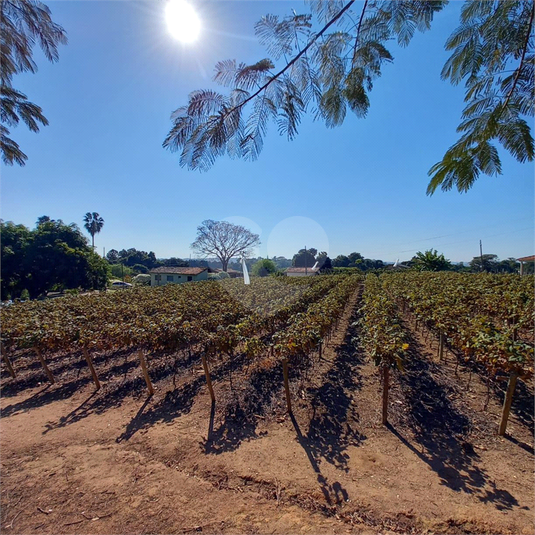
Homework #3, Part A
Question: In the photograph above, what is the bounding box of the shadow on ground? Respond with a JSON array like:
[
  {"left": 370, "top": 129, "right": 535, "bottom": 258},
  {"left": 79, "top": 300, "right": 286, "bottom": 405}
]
[{"left": 390, "top": 325, "right": 520, "bottom": 511}]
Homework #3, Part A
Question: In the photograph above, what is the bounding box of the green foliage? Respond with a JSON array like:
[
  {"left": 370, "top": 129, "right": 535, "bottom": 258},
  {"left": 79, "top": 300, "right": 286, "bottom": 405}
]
[
  {"left": 412, "top": 249, "right": 452, "bottom": 271},
  {"left": 384, "top": 271, "right": 534, "bottom": 378},
  {"left": 332, "top": 253, "right": 383, "bottom": 270},
  {"left": 0, "top": 218, "right": 109, "bottom": 299},
  {"left": 164, "top": 0, "right": 532, "bottom": 195},
  {"left": 83, "top": 212, "right": 104, "bottom": 249},
  {"left": 251, "top": 258, "right": 278, "bottom": 277},
  {"left": 109, "top": 263, "right": 135, "bottom": 279},
  {"left": 132, "top": 264, "right": 149, "bottom": 274},
  {"left": 164, "top": 0, "right": 446, "bottom": 172},
  {"left": 427, "top": 0, "right": 534, "bottom": 194},
  {"left": 468, "top": 254, "right": 521, "bottom": 273},
  {"left": 361, "top": 274, "right": 408, "bottom": 370},
  {"left": 292, "top": 248, "right": 316, "bottom": 268},
  {"left": 470, "top": 253, "right": 499, "bottom": 272},
  {"left": 1, "top": 220, "right": 33, "bottom": 298},
  {"left": 1, "top": 0, "right": 67, "bottom": 165},
  {"left": 110, "top": 248, "right": 162, "bottom": 269},
  {"left": 20, "top": 289, "right": 30, "bottom": 300},
  {"left": 132, "top": 274, "right": 151, "bottom": 286},
  {"left": 320, "top": 255, "right": 333, "bottom": 271}
]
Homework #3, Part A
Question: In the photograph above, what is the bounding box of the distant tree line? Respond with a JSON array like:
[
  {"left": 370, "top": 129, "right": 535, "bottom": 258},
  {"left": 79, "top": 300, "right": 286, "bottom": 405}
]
[
  {"left": 3, "top": 214, "right": 530, "bottom": 301},
  {"left": 105, "top": 248, "right": 190, "bottom": 280},
  {"left": 1, "top": 218, "right": 108, "bottom": 299}
]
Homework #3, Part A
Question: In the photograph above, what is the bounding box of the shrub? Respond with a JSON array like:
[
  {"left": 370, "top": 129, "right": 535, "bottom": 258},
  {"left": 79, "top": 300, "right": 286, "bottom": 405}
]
[{"left": 133, "top": 274, "right": 151, "bottom": 286}]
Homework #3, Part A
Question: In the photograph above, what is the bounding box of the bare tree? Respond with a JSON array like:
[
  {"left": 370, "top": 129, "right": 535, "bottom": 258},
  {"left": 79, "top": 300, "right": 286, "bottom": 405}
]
[{"left": 191, "top": 220, "right": 260, "bottom": 272}]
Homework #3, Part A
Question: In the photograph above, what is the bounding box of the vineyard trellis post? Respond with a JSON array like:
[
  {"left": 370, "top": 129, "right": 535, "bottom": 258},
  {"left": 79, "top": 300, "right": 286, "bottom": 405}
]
[
  {"left": 498, "top": 371, "right": 518, "bottom": 436},
  {"left": 34, "top": 347, "right": 55, "bottom": 384},
  {"left": 1, "top": 342, "right": 16, "bottom": 378},
  {"left": 382, "top": 366, "right": 389, "bottom": 425},
  {"left": 83, "top": 346, "right": 100, "bottom": 390},
  {"left": 201, "top": 352, "right": 215, "bottom": 403},
  {"left": 137, "top": 350, "right": 154, "bottom": 396},
  {"left": 282, "top": 358, "right": 292, "bottom": 414}
]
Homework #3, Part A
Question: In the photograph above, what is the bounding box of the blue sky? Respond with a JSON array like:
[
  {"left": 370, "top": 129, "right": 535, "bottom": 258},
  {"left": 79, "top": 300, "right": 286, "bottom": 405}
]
[{"left": 1, "top": 0, "right": 533, "bottom": 263}]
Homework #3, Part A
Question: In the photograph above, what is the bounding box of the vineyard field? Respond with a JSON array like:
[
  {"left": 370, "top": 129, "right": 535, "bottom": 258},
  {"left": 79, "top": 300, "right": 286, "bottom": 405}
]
[{"left": 1, "top": 273, "right": 533, "bottom": 534}]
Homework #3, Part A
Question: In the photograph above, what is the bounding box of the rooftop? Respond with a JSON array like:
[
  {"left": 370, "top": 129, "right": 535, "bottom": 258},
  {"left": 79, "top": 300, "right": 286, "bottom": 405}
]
[
  {"left": 286, "top": 267, "right": 320, "bottom": 273},
  {"left": 150, "top": 267, "right": 207, "bottom": 275}
]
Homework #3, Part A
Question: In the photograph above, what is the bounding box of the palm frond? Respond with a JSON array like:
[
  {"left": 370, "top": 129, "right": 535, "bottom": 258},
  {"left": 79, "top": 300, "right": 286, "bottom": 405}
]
[{"left": 0, "top": 124, "right": 26, "bottom": 166}]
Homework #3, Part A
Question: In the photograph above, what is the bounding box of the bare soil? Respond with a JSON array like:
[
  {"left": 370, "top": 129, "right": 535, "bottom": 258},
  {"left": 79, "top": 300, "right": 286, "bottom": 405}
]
[{"left": 1, "top": 293, "right": 533, "bottom": 534}]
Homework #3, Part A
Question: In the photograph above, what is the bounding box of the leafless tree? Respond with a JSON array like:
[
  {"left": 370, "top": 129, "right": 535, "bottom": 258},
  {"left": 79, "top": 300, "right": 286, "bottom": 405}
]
[{"left": 191, "top": 220, "right": 260, "bottom": 272}]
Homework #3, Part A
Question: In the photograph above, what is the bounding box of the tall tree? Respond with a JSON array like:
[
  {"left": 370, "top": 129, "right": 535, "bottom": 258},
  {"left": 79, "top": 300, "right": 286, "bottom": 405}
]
[
  {"left": 191, "top": 220, "right": 260, "bottom": 272},
  {"left": 106, "top": 249, "right": 119, "bottom": 263},
  {"left": 83, "top": 212, "right": 104, "bottom": 250},
  {"left": 292, "top": 248, "right": 317, "bottom": 267},
  {"left": 412, "top": 249, "right": 452, "bottom": 271},
  {"left": 1, "top": 0, "right": 67, "bottom": 165},
  {"left": 163, "top": 0, "right": 533, "bottom": 194},
  {"left": 470, "top": 253, "right": 499, "bottom": 272},
  {"left": 1, "top": 220, "right": 33, "bottom": 298},
  {"left": 251, "top": 258, "right": 278, "bottom": 277},
  {"left": 36, "top": 215, "right": 51, "bottom": 226},
  {"left": 1, "top": 218, "right": 108, "bottom": 298}
]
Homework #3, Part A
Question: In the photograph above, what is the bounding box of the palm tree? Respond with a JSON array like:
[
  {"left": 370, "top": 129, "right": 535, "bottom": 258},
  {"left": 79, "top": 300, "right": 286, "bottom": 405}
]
[
  {"left": 83, "top": 212, "right": 104, "bottom": 250},
  {"left": 1, "top": 1, "right": 67, "bottom": 166},
  {"left": 412, "top": 249, "right": 452, "bottom": 272}
]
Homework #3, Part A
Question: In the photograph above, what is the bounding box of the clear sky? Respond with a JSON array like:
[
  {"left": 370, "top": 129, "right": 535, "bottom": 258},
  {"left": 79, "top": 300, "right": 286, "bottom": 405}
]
[{"left": 1, "top": 0, "right": 533, "bottom": 263}]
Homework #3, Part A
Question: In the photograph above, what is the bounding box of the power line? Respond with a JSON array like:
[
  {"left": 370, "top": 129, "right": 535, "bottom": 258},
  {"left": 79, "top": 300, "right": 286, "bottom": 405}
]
[{"left": 366, "top": 226, "right": 534, "bottom": 258}]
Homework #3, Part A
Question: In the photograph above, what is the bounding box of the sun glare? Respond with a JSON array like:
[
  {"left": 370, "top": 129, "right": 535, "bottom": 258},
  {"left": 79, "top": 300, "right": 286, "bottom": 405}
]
[{"left": 165, "top": 0, "right": 201, "bottom": 43}]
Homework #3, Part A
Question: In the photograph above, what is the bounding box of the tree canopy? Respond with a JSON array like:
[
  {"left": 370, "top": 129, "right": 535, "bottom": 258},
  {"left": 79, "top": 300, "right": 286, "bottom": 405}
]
[
  {"left": 191, "top": 219, "right": 260, "bottom": 272},
  {"left": 1, "top": 218, "right": 109, "bottom": 299},
  {"left": 163, "top": 0, "right": 533, "bottom": 194},
  {"left": 412, "top": 249, "right": 452, "bottom": 271},
  {"left": 83, "top": 212, "right": 104, "bottom": 249},
  {"left": 292, "top": 248, "right": 317, "bottom": 267},
  {"left": 251, "top": 258, "right": 278, "bottom": 277},
  {"left": 1, "top": 0, "right": 67, "bottom": 165}
]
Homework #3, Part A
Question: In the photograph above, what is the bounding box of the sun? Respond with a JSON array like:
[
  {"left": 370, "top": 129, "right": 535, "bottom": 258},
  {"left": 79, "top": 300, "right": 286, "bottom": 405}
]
[{"left": 165, "top": 0, "right": 201, "bottom": 43}]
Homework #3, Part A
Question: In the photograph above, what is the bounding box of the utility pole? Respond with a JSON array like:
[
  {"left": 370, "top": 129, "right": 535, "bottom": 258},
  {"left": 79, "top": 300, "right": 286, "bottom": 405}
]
[{"left": 480, "top": 240, "right": 484, "bottom": 272}]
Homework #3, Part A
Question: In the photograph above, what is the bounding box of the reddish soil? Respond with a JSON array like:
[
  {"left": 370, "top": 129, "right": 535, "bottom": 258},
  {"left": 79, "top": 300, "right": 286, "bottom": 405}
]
[{"left": 1, "top": 293, "right": 533, "bottom": 534}]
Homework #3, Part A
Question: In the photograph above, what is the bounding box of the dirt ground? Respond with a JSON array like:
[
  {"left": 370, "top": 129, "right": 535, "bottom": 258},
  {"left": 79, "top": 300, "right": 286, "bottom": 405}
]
[{"left": 1, "top": 293, "right": 533, "bottom": 535}]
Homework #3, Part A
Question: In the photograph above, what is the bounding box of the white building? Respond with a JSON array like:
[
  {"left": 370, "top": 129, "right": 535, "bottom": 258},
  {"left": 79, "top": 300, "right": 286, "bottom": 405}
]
[{"left": 150, "top": 267, "right": 208, "bottom": 286}]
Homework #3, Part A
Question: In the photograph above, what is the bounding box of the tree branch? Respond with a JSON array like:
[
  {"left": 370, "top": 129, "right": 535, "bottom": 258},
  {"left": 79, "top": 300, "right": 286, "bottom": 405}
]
[
  {"left": 501, "top": 4, "right": 534, "bottom": 112},
  {"left": 219, "top": 1, "right": 355, "bottom": 120},
  {"left": 351, "top": 0, "right": 369, "bottom": 64}
]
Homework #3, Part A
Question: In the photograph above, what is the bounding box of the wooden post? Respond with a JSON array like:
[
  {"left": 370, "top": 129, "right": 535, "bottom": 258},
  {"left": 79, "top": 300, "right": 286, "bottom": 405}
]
[
  {"left": 1, "top": 342, "right": 16, "bottom": 378},
  {"left": 137, "top": 350, "right": 154, "bottom": 396},
  {"left": 83, "top": 346, "right": 100, "bottom": 390},
  {"left": 498, "top": 371, "right": 518, "bottom": 436},
  {"left": 201, "top": 353, "right": 215, "bottom": 403},
  {"left": 438, "top": 332, "right": 444, "bottom": 361},
  {"left": 34, "top": 347, "right": 55, "bottom": 384},
  {"left": 382, "top": 366, "right": 389, "bottom": 425},
  {"left": 2, "top": 351, "right": 16, "bottom": 378},
  {"left": 282, "top": 358, "right": 292, "bottom": 414}
]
